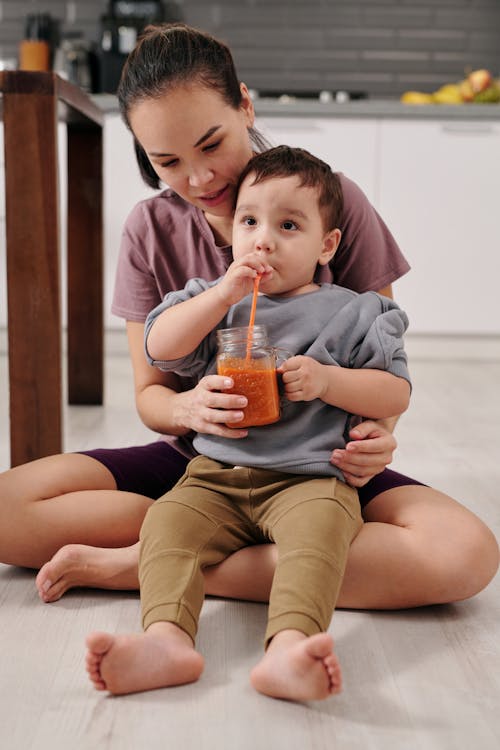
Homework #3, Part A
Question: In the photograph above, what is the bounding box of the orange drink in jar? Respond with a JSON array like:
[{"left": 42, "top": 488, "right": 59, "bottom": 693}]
[{"left": 216, "top": 326, "right": 281, "bottom": 428}]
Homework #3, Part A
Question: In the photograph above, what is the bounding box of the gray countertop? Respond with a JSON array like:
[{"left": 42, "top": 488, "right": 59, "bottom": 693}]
[
  {"left": 254, "top": 97, "right": 500, "bottom": 121},
  {"left": 91, "top": 93, "right": 500, "bottom": 121}
]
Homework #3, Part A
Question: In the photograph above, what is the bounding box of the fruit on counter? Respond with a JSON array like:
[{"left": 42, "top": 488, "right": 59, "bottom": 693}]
[
  {"left": 401, "top": 68, "right": 500, "bottom": 104},
  {"left": 459, "top": 70, "right": 500, "bottom": 102},
  {"left": 432, "top": 84, "right": 463, "bottom": 104},
  {"left": 458, "top": 78, "right": 474, "bottom": 102},
  {"left": 467, "top": 68, "right": 492, "bottom": 93},
  {"left": 474, "top": 85, "right": 500, "bottom": 103},
  {"left": 400, "top": 91, "right": 435, "bottom": 104}
]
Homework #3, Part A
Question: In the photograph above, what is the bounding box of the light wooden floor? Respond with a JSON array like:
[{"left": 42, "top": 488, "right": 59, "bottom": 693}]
[{"left": 1, "top": 337, "right": 500, "bottom": 750}]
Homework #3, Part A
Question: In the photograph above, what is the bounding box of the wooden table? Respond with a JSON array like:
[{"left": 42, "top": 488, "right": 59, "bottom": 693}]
[{"left": 1, "top": 71, "right": 104, "bottom": 467}]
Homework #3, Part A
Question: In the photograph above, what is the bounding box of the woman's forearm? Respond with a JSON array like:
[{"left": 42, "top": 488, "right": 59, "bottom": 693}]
[
  {"left": 136, "top": 383, "right": 191, "bottom": 436},
  {"left": 127, "top": 320, "right": 195, "bottom": 435}
]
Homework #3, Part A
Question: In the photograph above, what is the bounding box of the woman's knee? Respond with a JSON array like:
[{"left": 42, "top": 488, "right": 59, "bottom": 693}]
[
  {"left": 447, "top": 516, "right": 499, "bottom": 599},
  {"left": 365, "top": 484, "right": 499, "bottom": 601}
]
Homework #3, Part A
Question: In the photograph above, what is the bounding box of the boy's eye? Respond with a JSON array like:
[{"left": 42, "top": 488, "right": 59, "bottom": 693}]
[
  {"left": 243, "top": 216, "right": 257, "bottom": 226},
  {"left": 282, "top": 220, "right": 298, "bottom": 230}
]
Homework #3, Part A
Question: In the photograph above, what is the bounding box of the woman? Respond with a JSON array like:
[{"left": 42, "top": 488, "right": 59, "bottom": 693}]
[{"left": 0, "top": 23, "right": 497, "bottom": 606}]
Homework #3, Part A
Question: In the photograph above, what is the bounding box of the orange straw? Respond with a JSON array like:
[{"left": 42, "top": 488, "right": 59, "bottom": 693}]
[{"left": 246, "top": 274, "right": 261, "bottom": 359}]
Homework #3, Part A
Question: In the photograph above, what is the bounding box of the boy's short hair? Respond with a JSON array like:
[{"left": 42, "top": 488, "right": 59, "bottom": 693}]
[{"left": 236, "top": 146, "right": 343, "bottom": 230}]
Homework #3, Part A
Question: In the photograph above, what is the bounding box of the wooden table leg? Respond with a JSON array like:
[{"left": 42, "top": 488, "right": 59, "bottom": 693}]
[
  {"left": 67, "top": 125, "right": 103, "bottom": 404},
  {"left": 4, "top": 89, "right": 62, "bottom": 466}
]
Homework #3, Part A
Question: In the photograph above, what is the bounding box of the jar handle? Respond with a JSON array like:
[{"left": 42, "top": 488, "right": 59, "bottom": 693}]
[{"left": 273, "top": 347, "right": 293, "bottom": 368}]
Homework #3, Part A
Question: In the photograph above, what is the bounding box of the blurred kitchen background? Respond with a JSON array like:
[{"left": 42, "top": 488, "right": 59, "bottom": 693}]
[
  {"left": 0, "top": 0, "right": 499, "bottom": 96},
  {"left": 2, "top": 17, "right": 500, "bottom": 750},
  {"left": 1, "top": 0, "right": 500, "bottom": 349}
]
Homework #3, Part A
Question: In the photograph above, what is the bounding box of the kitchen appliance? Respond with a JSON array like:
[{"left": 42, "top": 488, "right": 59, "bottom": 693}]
[
  {"left": 18, "top": 12, "right": 55, "bottom": 72},
  {"left": 53, "top": 34, "right": 97, "bottom": 92},
  {"left": 97, "top": 0, "right": 182, "bottom": 93}
]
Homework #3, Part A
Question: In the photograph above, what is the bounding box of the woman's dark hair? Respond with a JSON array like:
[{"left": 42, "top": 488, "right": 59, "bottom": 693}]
[
  {"left": 117, "top": 22, "right": 269, "bottom": 189},
  {"left": 236, "top": 146, "right": 344, "bottom": 230}
]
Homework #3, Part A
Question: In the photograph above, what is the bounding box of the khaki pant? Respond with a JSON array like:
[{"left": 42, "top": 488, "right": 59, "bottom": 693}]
[{"left": 139, "top": 456, "right": 362, "bottom": 645}]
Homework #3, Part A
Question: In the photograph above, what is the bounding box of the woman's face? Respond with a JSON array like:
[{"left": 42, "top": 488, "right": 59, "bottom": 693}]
[{"left": 129, "top": 82, "right": 255, "bottom": 221}]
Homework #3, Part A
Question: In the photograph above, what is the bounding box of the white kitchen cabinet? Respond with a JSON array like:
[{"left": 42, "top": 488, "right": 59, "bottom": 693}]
[
  {"left": 258, "top": 114, "right": 500, "bottom": 334},
  {"left": 378, "top": 119, "right": 500, "bottom": 334},
  {"left": 256, "top": 116, "right": 378, "bottom": 204}
]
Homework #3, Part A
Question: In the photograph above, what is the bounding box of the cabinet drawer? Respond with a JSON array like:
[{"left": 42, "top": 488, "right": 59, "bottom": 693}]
[
  {"left": 256, "top": 116, "right": 378, "bottom": 204},
  {"left": 378, "top": 119, "right": 500, "bottom": 334}
]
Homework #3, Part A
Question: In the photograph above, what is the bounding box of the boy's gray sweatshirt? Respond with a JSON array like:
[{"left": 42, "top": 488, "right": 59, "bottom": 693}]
[{"left": 145, "top": 279, "right": 410, "bottom": 479}]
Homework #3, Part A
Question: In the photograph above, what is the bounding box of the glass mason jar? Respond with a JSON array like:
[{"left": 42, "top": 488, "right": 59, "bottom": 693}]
[{"left": 216, "top": 325, "right": 281, "bottom": 428}]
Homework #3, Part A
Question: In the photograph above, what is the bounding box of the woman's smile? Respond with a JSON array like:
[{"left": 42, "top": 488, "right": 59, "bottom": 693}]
[{"left": 197, "top": 184, "right": 232, "bottom": 208}]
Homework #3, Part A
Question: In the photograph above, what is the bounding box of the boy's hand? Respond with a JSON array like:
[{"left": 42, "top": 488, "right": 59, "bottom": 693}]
[
  {"left": 279, "top": 355, "right": 326, "bottom": 401},
  {"left": 216, "top": 253, "right": 273, "bottom": 307}
]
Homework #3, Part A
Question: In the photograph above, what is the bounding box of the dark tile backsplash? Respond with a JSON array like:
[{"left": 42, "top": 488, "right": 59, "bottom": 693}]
[{"left": 0, "top": 0, "right": 499, "bottom": 97}]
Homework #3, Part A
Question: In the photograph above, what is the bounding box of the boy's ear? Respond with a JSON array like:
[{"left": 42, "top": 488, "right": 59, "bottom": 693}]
[{"left": 318, "top": 228, "right": 341, "bottom": 266}]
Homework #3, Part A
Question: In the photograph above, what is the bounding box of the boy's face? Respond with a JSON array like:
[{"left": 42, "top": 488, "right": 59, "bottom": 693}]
[{"left": 232, "top": 173, "right": 339, "bottom": 297}]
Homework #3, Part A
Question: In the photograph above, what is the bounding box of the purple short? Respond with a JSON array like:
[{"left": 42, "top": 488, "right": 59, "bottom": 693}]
[
  {"left": 79, "top": 441, "right": 189, "bottom": 499},
  {"left": 79, "top": 441, "right": 425, "bottom": 508},
  {"left": 357, "top": 467, "right": 425, "bottom": 507}
]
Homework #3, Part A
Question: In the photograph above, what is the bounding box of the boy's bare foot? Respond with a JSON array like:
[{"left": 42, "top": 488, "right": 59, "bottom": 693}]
[
  {"left": 85, "top": 622, "right": 204, "bottom": 695},
  {"left": 36, "top": 543, "right": 140, "bottom": 602},
  {"left": 250, "top": 631, "right": 341, "bottom": 702}
]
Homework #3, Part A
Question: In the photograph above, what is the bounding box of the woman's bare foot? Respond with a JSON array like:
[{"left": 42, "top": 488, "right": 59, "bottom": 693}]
[
  {"left": 250, "top": 631, "right": 341, "bottom": 702},
  {"left": 36, "top": 543, "right": 140, "bottom": 603},
  {"left": 85, "top": 622, "right": 204, "bottom": 695}
]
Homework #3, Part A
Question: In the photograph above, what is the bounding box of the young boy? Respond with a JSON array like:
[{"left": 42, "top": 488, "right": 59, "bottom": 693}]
[{"left": 85, "top": 146, "right": 411, "bottom": 701}]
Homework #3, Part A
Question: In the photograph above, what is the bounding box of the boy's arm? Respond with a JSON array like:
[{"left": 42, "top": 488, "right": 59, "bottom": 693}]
[
  {"left": 280, "top": 356, "right": 410, "bottom": 419},
  {"left": 320, "top": 364, "right": 410, "bottom": 417},
  {"left": 146, "top": 284, "right": 230, "bottom": 362},
  {"left": 373, "top": 414, "right": 399, "bottom": 432},
  {"left": 146, "top": 253, "right": 273, "bottom": 362}
]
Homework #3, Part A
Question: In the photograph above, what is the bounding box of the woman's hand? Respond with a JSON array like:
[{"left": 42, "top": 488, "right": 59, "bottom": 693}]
[
  {"left": 128, "top": 321, "right": 246, "bottom": 438},
  {"left": 174, "top": 374, "right": 249, "bottom": 439},
  {"left": 330, "top": 420, "right": 397, "bottom": 487}
]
